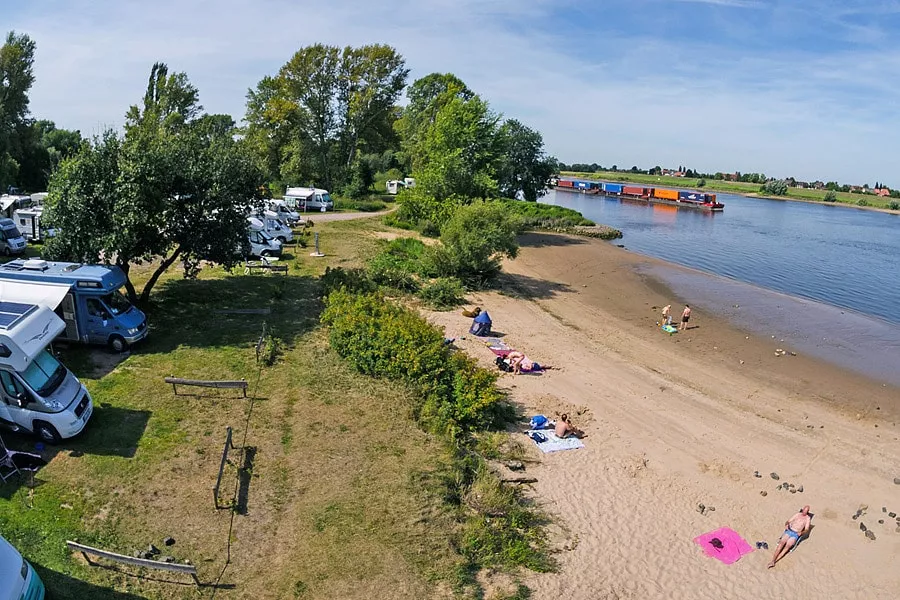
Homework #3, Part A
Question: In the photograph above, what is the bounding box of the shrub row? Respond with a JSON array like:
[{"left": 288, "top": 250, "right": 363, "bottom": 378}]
[
  {"left": 321, "top": 288, "right": 507, "bottom": 438},
  {"left": 499, "top": 199, "right": 595, "bottom": 228}
]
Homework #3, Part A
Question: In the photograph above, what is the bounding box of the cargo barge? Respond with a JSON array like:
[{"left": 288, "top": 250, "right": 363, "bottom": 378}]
[{"left": 551, "top": 177, "right": 724, "bottom": 212}]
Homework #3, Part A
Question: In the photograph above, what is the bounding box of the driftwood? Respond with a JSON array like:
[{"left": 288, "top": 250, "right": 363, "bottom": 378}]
[{"left": 164, "top": 377, "right": 248, "bottom": 397}]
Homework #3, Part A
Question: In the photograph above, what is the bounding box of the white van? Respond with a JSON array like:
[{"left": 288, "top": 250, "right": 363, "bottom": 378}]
[
  {"left": 0, "top": 283, "right": 93, "bottom": 444},
  {"left": 13, "top": 193, "right": 54, "bottom": 242},
  {"left": 0, "top": 219, "right": 26, "bottom": 256},
  {"left": 249, "top": 212, "right": 293, "bottom": 243},
  {"left": 247, "top": 218, "right": 283, "bottom": 258},
  {"left": 0, "top": 535, "right": 44, "bottom": 600},
  {"left": 284, "top": 187, "right": 333, "bottom": 212},
  {"left": 267, "top": 199, "right": 302, "bottom": 226}
]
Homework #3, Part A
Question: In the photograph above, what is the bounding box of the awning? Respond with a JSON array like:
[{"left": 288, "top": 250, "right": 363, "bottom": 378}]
[{"left": 0, "top": 280, "right": 70, "bottom": 310}]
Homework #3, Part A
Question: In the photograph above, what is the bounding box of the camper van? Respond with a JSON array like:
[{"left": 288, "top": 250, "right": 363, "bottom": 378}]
[
  {"left": 249, "top": 210, "right": 294, "bottom": 243},
  {"left": 267, "top": 199, "right": 302, "bottom": 225},
  {"left": 13, "top": 193, "right": 54, "bottom": 242},
  {"left": 247, "top": 218, "right": 283, "bottom": 258},
  {"left": 0, "top": 534, "right": 45, "bottom": 600},
  {"left": 0, "top": 260, "right": 149, "bottom": 353},
  {"left": 284, "top": 187, "right": 333, "bottom": 211},
  {"left": 0, "top": 219, "right": 26, "bottom": 256},
  {"left": 0, "top": 286, "right": 93, "bottom": 443}
]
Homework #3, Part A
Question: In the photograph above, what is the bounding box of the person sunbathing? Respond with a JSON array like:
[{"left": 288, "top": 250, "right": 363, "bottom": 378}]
[
  {"left": 555, "top": 413, "right": 584, "bottom": 439},
  {"left": 767, "top": 505, "right": 812, "bottom": 568},
  {"left": 507, "top": 350, "right": 543, "bottom": 375}
]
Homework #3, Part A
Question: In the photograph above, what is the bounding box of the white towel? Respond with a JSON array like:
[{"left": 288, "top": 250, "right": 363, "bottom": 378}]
[{"left": 527, "top": 430, "right": 585, "bottom": 453}]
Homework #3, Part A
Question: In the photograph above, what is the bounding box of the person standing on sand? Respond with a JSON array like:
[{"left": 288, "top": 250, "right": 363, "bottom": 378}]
[
  {"left": 768, "top": 506, "right": 812, "bottom": 569},
  {"left": 662, "top": 304, "right": 672, "bottom": 326},
  {"left": 679, "top": 305, "right": 692, "bottom": 331}
]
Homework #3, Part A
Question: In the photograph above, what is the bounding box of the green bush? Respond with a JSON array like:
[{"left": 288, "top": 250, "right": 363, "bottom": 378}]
[
  {"left": 383, "top": 211, "right": 415, "bottom": 230},
  {"left": 425, "top": 201, "right": 521, "bottom": 288},
  {"left": 888, "top": 201, "right": 900, "bottom": 210},
  {"left": 419, "top": 277, "right": 466, "bottom": 309},
  {"left": 761, "top": 179, "right": 789, "bottom": 196},
  {"left": 697, "top": 178, "right": 706, "bottom": 187},
  {"left": 321, "top": 289, "right": 506, "bottom": 437},
  {"left": 367, "top": 238, "right": 426, "bottom": 291},
  {"left": 823, "top": 191, "right": 837, "bottom": 202},
  {"left": 857, "top": 198, "right": 869, "bottom": 207},
  {"left": 334, "top": 198, "right": 387, "bottom": 212},
  {"left": 260, "top": 333, "right": 281, "bottom": 366},
  {"left": 321, "top": 266, "right": 376, "bottom": 295},
  {"left": 500, "top": 199, "right": 594, "bottom": 229}
]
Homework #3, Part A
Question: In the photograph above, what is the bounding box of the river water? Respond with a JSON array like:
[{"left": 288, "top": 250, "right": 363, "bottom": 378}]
[{"left": 542, "top": 188, "right": 900, "bottom": 386}]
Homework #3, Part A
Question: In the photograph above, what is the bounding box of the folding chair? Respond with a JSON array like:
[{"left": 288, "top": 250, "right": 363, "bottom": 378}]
[{"left": 0, "top": 434, "right": 22, "bottom": 483}]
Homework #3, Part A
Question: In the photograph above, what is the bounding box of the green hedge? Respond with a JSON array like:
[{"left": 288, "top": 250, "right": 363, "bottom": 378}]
[
  {"left": 321, "top": 288, "right": 505, "bottom": 438},
  {"left": 500, "top": 199, "right": 595, "bottom": 228}
]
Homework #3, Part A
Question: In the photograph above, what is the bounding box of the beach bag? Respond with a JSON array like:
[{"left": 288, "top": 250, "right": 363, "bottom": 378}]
[
  {"left": 495, "top": 356, "right": 513, "bottom": 372},
  {"left": 528, "top": 431, "right": 547, "bottom": 443},
  {"left": 529, "top": 415, "right": 549, "bottom": 429}
]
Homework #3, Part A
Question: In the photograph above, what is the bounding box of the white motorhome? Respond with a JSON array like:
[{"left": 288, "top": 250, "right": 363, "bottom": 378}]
[
  {"left": 249, "top": 211, "right": 293, "bottom": 243},
  {"left": 386, "top": 180, "right": 404, "bottom": 195},
  {"left": 246, "top": 218, "right": 283, "bottom": 258},
  {"left": 0, "top": 282, "right": 93, "bottom": 444},
  {"left": 267, "top": 199, "right": 302, "bottom": 226},
  {"left": 284, "top": 187, "right": 333, "bottom": 212},
  {"left": 0, "top": 219, "right": 26, "bottom": 256},
  {"left": 0, "top": 534, "right": 44, "bottom": 600},
  {"left": 13, "top": 193, "right": 54, "bottom": 242}
]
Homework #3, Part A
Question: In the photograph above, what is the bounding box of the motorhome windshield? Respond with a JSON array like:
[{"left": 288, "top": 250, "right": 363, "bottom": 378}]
[
  {"left": 1, "top": 225, "right": 22, "bottom": 240},
  {"left": 321, "top": 193, "right": 332, "bottom": 203},
  {"left": 21, "top": 349, "right": 66, "bottom": 397},
  {"left": 259, "top": 230, "right": 274, "bottom": 241},
  {"left": 101, "top": 290, "right": 132, "bottom": 316}
]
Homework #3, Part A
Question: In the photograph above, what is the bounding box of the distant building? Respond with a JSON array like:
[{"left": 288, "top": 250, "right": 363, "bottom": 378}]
[
  {"left": 875, "top": 187, "right": 891, "bottom": 197},
  {"left": 812, "top": 181, "right": 825, "bottom": 190},
  {"left": 794, "top": 181, "right": 809, "bottom": 188},
  {"left": 850, "top": 185, "right": 863, "bottom": 192}
]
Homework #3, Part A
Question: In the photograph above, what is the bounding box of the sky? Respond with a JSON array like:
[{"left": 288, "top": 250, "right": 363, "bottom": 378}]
[{"left": 3, "top": 0, "right": 899, "bottom": 186}]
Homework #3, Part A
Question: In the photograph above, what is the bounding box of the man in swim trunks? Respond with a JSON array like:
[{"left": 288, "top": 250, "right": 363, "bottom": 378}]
[
  {"left": 555, "top": 414, "right": 585, "bottom": 439},
  {"left": 679, "top": 304, "right": 692, "bottom": 331},
  {"left": 662, "top": 304, "right": 672, "bottom": 326},
  {"left": 767, "top": 505, "right": 812, "bottom": 568}
]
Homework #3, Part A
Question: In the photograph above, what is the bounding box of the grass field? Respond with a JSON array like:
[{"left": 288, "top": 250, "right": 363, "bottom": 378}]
[
  {"left": 0, "top": 219, "right": 504, "bottom": 599},
  {"left": 563, "top": 170, "right": 900, "bottom": 210}
]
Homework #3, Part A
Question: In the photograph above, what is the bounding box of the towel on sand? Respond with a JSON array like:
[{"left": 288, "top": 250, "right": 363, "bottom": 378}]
[
  {"left": 526, "top": 430, "right": 585, "bottom": 453},
  {"left": 693, "top": 527, "right": 754, "bottom": 565}
]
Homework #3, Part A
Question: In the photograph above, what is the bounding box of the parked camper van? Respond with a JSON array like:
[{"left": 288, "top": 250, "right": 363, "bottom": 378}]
[
  {"left": 284, "top": 187, "right": 333, "bottom": 211},
  {"left": 0, "top": 286, "right": 93, "bottom": 443},
  {"left": 13, "top": 193, "right": 54, "bottom": 242},
  {"left": 267, "top": 199, "right": 302, "bottom": 225},
  {"left": 0, "top": 260, "right": 149, "bottom": 352},
  {"left": 0, "top": 534, "right": 45, "bottom": 600},
  {"left": 247, "top": 218, "right": 283, "bottom": 258},
  {"left": 0, "top": 219, "right": 26, "bottom": 256},
  {"left": 249, "top": 210, "right": 294, "bottom": 243}
]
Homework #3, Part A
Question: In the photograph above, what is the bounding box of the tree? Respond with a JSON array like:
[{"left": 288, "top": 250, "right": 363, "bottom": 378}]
[
  {"left": 823, "top": 190, "right": 837, "bottom": 202},
  {"left": 0, "top": 31, "right": 36, "bottom": 190},
  {"left": 495, "top": 119, "right": 556, "bottom": 201},
  {"left": 44, "top": 63, "right": 262, "bottom": 304},
  {"left": 760, "top": 179, "right": 788, "bottom": 196}
]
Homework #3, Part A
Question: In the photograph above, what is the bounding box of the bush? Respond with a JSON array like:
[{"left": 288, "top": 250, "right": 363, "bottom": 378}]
[
  {"left": 333, "top": 198, "right": 387, "bottom": 212},
  {"left": 857, "top": 198, "right": 869, "bottom": 207},
  {"left": 501, "top": 199, "right": 594, "bottom": 229},
  {"left": 383, "top": 211, "right": 415, "bottom": 230},
  {"left": 321, "top": 266, "right": 376, "bottom": 295},
  {"left": 321, "top": 289, "right": 506, "bottom": 437},
  {"left": 367, "top": 238, "right": 427, "bottom": 292},
  {"left": 823, "top": 191, "right": 837, "bottom": 202},
  {"left": 425, "top": 201, "right": 521, "bottom": 288},
  {"left": 419, "top": 277, "right": 466, "bottom": 310},
  {"left": 761, "top": 179, "right": 789, "bottom": 196},
  {"left": 889, "top": 201, "right": 900, "bottom": 210},
  {"left": 260, "top": 333, "right": 281, "bottom": 366},
  {"left": 697, "top": 178, "right": 706, "bottom": 187}
]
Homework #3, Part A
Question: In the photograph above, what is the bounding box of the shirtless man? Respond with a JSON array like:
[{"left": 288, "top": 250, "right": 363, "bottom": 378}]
[
  {"left": 555, "top": 413, "right": 584, "bottom": 439},
  {"left": 662, "top": 304, "right": 672, "bottom": 326},
  {"left": 768, "top": 505, "right": 812, "bottom": 568},
  {"left": 679, "top": 304, "right": 692, "bottom": 331}
]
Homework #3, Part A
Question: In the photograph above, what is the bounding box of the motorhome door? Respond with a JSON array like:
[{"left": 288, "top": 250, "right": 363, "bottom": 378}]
[{"left": 56, "top": 293, "right": 79, "bottom": 340}]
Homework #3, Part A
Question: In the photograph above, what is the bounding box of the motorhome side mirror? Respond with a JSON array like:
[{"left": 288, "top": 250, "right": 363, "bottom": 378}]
[{"left": 15, "top": 392, "right": 28, "bottom": 407}]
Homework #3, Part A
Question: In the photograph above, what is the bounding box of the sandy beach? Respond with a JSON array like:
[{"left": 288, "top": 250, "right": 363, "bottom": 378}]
[{"left": 428, "top": 232, "right": 900, "bottom": 600}]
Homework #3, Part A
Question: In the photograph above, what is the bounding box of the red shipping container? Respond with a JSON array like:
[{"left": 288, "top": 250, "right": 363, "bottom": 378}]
[
  {"left": 559, "top": 180, "right": 574, "bottom": 187},
  {"left": 622, "top": 186, "right": 645, "bottom": 196}
]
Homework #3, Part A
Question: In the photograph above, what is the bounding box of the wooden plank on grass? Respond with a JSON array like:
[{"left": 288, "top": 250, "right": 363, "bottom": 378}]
[
  {"left": 66, "top": 540, "right": 199, "bottom": 584},
  {"left": 164, "top": 377, "right": 248, "bottom": 397}
]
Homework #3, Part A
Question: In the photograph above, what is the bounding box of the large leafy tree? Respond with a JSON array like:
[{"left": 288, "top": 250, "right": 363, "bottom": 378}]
[
  {"left": 495, "top": 119, "right": 557, "bottom": 201},
  {"left": 0, "top": 31, "right": 36, "bottom": 190},
  {"left": 44, "top": 63, "right": 261, "bottom": 304},
  {"left": 244, "top": 44, "right": 408, "bottom": 191}
]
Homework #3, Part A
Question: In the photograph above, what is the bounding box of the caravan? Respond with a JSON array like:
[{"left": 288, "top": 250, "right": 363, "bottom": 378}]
[
  {"left": 0, "top": 219, "right": 26, "bottom": 256},
  {"left": 13, "top": 193, "right": 54, "bottom": 242},
  {"left": 247, "top": 218, "right": 283, "bottom": 258},
  {"left": 284, "top": 187, "right": 333, "bottom": 212},
  {"left": 266, "top": 199, "right": 302, "bottom": 226},
  {"left": 0, "top": 534, "right": 45, "bottom": 600},
  {"left": 0, "top": 283, "right": 93, "bottom": 443},
  {"left": 0, "top": 260, "right": 149, "bottom": 352},
  {"left": 249, "top": 210, "right": 294, "bottom": 243}
]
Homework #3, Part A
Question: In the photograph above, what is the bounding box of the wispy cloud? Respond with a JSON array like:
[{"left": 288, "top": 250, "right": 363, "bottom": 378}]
[
  {"left": 673, "top": 0, "right": 763, "bottom": 8},
  {"left": 4, "top": 0, "right": 900, "bottom": 185}
]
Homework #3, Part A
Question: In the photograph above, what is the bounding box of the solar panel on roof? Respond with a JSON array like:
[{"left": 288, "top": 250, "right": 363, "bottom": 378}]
[{"left": 0, "top": 301, "right": 37, "bottom": 330}]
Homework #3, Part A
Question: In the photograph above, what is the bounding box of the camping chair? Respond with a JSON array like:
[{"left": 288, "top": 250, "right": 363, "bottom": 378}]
[{"left": 0, "top": 435, "right": 22, "bottom": 483}]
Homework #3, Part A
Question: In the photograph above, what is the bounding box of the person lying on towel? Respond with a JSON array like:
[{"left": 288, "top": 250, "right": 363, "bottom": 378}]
[
  {"left": 507, "top": 350, "right": 543, "bottom": 375},
  {"left": 555, "top": 413, "right": 585, "bottom": 439},
  {"left": 469, "top": 310, "right": 492, "bottom": 337}
]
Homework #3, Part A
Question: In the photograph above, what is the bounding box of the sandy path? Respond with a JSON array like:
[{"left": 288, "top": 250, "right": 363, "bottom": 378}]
[{"left": 428, "top": 233, "right": 899, "bottom": 600}]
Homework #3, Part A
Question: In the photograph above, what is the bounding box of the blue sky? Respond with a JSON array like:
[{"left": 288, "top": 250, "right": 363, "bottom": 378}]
[{"left": 3, "top": 0, "right": 899, "bottom": 185}]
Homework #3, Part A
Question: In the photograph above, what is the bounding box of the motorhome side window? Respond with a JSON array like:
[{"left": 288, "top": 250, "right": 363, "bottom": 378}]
[
  {"left": 0, "top": 371, "right": 23, "bottom": 399},
  {"left": 86, "top": 298, "right": 107, "bottom": 318}
]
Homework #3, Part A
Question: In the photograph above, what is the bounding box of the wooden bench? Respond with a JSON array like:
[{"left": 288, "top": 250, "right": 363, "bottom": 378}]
[
  {"left": 164, "top": 377, "right": 248, "bottom": 397},
  {"left": 244, "top": 261, "right": 288, "bottom": 275},
  {"left": 66, "top": 540, "right": 200, "bottom": 585}
]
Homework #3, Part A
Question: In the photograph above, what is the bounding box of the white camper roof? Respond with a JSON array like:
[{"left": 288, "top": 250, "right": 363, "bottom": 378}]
[
  {"left": 0, "top": 301, "right": 65, "bottom": 371},
  {"left": 284, "top": 187, "right": 329, "bottom": 198},
  {"left": 0, "top": 280, "right": 69, "bottom": 311}
]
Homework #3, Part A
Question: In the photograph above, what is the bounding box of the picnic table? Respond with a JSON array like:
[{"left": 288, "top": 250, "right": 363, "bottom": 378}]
[{"left": 244, "top": 258, "right": 288, "bottom": 275}]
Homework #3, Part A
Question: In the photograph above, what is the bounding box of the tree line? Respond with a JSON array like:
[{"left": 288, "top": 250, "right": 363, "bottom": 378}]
[{"left": 1, "top": 32, "right": 557, "bottom": 302}]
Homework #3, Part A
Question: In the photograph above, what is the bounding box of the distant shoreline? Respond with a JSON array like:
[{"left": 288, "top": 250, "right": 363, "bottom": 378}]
[{"left": 561, "top": 170, "right": 900, "bottom": 216}]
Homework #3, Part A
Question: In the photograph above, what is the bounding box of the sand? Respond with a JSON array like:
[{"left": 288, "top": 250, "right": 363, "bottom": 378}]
[{"left": 427, "top": 232, "right": 900, "bottom": 600}]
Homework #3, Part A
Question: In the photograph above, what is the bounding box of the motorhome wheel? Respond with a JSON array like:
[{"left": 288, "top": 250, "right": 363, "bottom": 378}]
[
  {"left": 109, "top": 335, "right": 128, "bottom": 353},
  {"left": 34, "top": 421, "right": 62, "bottom": 444}
]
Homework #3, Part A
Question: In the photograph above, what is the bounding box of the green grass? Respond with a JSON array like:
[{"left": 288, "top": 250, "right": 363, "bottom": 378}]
[
  {"left": 564, "top": 170, "right": 899, "bottom": 209},
  {"left": 0, "top": 216, "right": 521, "bottom": 599}
]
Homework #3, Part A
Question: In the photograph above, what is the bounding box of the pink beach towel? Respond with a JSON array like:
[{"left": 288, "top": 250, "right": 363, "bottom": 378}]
[{"left": 693, "top": 527, "right": 754, "bottom": 565}]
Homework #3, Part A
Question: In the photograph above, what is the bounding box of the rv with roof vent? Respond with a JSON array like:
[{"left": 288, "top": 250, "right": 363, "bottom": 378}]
[
  {"left": 0, "top": 260, "right": 148, "bottom": 352},
  {"left": 283, "top": 187, "right": 333, "bottom": 211},
  {"left": 0, "top": 282, "right": 93, "bottom": 443},
  {"left": 0, "top": 534, "right": 45, "bottom": 600}
]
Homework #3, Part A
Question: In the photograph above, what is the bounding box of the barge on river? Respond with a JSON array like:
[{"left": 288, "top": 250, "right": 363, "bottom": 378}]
[{"left": 552, "top": 178, "right": 724, "bottom": 212}]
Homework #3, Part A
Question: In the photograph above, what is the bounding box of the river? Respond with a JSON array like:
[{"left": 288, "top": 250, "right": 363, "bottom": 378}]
[{"left": 542, "top": 188, "right": 900, "bottom": 386}]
